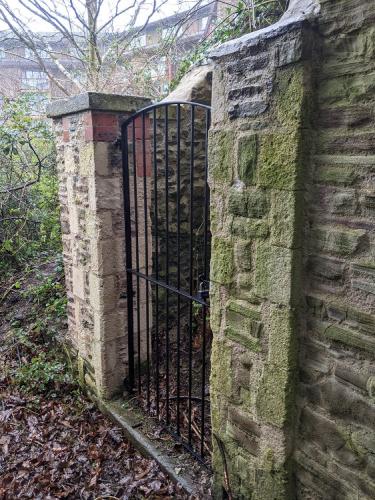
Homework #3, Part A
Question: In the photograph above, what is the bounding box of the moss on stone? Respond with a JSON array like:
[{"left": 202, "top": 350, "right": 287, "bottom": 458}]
[
  {"left": 238, "top": 134, "right": 258, "bottom": 185},
  {"left": 209, "top": 129, "right": 234, "bottom": 184},
  {"left": 276, "top": 66, "right": 306, "bottom": 128},
  {"left": 247, "top": 189, "right": 269, "bottom": 218},
  {"left": 315, "top": 164, "right": 358, "bottom": 186},
  {"left": 267, "top": 305, "right": 297, "bottom": 370},
  {"left": 256, "top": 364, "right": 293, "bottom": 428},
  {"left": 227, "top": 299, "right": 261, "bottom": 321},
  {"left": 225, "top": 326, "right": 261, "bottom": 352},
  {"left": 235, "top": 240, "right": 252, "bottom": 271},
  {"left": 312, "top": 225, "right": 367, "bottom": 256},
  {"left": 232, "top": 217, "right": 269, "bottom": 239},
  {"left": 325, "top": 324, "right": 375, "bottom": 354},
  {"left": 228, "top": 187, "right": 248, "bottom": 217},
  {"left": 254, "top": 241, "right": 300, "bottom": 306},
  {"left": 210, "top": 237, "right": 234, "bottom": 285},
  {"left": 253, "top": 466, "right": 290, "bottom": 500},
  {"left": 258, "top": 131, "right": 301, "bottom": 190},
  {"left": 256, "top": 305, "right": 297, "bottom": 427},
  {"left": 270, "top": 190, "right": 302, "bottom": 248},
  {"left": 210, "top": 339, "right": 233, "bottom": 428}
]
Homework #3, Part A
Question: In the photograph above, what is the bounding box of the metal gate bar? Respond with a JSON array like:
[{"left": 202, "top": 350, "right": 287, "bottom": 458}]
[{"left": 121, "top": 101, "right": 211, "bottom": 464}]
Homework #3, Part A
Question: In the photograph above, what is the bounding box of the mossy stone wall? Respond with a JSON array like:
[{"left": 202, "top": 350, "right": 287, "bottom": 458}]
[
  {"left": 208, "top": 21, "right": 312, "bottom": 499},
  {"left": 209, "top": 0, "right": 375, "bottom": 498}
]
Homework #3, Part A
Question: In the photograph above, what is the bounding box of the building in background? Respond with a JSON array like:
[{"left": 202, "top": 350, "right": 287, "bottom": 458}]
[{"left": 0, "top": 2, "right": 218, "bottom": 109}]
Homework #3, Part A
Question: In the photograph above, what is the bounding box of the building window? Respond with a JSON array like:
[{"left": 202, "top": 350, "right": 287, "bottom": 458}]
[
  {"left": 200, "top": 17, "right": 209, "bottom": 32},
  {"left": 21, "top": 71, "right": 49, "bottom": 90},
  {"left": 138, "top": 34, "right": 147, "bottom": 47}
]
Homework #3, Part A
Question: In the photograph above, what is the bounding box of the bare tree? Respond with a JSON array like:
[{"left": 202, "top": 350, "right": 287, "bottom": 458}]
[{"left": 0, "top": 0, "right": 173, "bottom": 95}]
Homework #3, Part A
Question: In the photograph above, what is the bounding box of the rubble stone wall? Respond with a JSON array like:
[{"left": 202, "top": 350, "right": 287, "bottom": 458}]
[{"left": 208, "top": 0, "right": 375, "bottom": 498}]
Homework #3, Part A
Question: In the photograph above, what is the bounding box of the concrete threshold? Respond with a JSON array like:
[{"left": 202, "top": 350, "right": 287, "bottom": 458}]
[{"left": 91, "top": 396, "right": 203, "bottom": 497}]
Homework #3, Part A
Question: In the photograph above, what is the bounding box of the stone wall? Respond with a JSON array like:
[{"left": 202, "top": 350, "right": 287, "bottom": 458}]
[
  {"left": 208, "top": 0, "right": 375, "bottom": 498},
  {"left": 295, "top": 0, "right": 375, "bottom": 498},
  {"left": 47, "top": 93, "right": 150, "bottom": 398}
]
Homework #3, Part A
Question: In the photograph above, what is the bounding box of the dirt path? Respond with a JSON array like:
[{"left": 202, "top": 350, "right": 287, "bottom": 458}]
[{"left": 0, "top": 256, "right": 190, "bottom": 499}]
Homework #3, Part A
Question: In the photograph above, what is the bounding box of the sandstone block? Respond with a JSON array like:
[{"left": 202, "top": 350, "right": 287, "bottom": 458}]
[
  {"left": 237, "top": 134, "right": 257, "bottom": 185},
  {"left": 258, "top": 131, "right": 302, "bottom": 190},
  {"left": 312, "top": 225, "right": 367, "bottom": 256}
]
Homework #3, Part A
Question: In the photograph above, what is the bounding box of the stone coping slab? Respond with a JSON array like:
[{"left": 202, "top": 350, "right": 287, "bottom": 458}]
[
  {"left": 209, "top": 0, "right": 320, "bottom": 59},
  {"left": 47, "top": 92, "right": 151, "bottom": 118}
]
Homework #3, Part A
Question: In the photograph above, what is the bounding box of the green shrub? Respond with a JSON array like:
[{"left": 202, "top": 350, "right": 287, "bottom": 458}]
[{"left": 14, "top": 351, "right": 73, "bottom": 394}]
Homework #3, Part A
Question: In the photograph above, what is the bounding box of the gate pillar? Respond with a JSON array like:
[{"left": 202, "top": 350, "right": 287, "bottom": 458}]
[
  {"left": 208, "top": 14, "right": 315, "bottom": 500},
  {"left": 48, "top": 93, "right": 151, "bottom": 398}
]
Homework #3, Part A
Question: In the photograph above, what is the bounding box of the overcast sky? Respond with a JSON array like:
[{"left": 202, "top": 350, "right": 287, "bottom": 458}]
[{"left": 0, "top": 0, "right": 205, "bottom": 32}]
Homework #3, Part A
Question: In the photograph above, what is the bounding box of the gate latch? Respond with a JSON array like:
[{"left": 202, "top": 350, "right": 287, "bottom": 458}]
[{"left": 198, "top": 277, "right": 210, "bottom": 301}]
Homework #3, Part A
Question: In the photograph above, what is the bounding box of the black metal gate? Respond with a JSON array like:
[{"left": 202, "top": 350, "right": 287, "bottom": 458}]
[{"left": 121, "top": 101, "right": 211, "bottom": 464}]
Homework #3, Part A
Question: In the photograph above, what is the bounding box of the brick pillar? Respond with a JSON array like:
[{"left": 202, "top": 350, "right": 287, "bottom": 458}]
[
  {"left": 47, "top": 92, "right": 151, "bottom": 398},
  {"left": 208, "top": 12, "right": 315, "bottom": 500}
]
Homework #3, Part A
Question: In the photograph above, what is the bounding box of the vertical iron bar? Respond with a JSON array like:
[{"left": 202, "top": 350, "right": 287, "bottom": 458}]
[
  {"left": 188, "top": 105, "right": 195, "bottom": 445},
  {"left": 200, "top": 108, "right": 210, "bottom": 458},
  {"left": 176, "top": 103, "right": 181, "bottom": 435},
  {"left": 153, "top": 107, "right": 160, "bottom": 418},
  {"left": 132, "top": 122, "right": 141, "bottom": 393},
  {"left": 142, "top": 112, "right": 151, "bottom": 409},
  {"left": 122, "top": 124, "right": 134, "bottom": 391},
  {"left": 165, "top": 104, "right": 170, "bottom": 426}
]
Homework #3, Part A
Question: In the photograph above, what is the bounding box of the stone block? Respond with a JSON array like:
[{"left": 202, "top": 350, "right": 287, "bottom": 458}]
[
  {"left": 270, "top": 190, "right": 301, "bottom": 248},
  {"left": 235, "top": 240, "right": 252, "bottom": 271},
  {"left": 79, "top": 142, "right": 94, "bottom": 176},
  {"left": 330, "top": 190, "right": 357, "bottom": 215},
  {"left": 226, "top": 326, "right": 261, "bottom": 352},
  {"left": 254, "top": 241, "right": 300, "bottom": 306},
  {"left": 86, "top": 211, "right": 114, "bottom": 240},
  {"left": 88, "top": 177, "right": 122, "bottom": 211},
  {"left": 90, "top": 238, "right": 123, "bottom": 276},
  {"left": 312, "top": 225, "right": 367, "bottom": 256},
  {"left": 247, "top": 188, "right": 269, "bottom": 218},
  {"left": 347, "top": 306, "right": 375, "bottom": 336},
  {"left": 64, "top": 145, "right": 77, "bottom": 174},
  {"left": 232, "top": 217, "right": 269, "bottom": 239},
  {"left": 208, "top": 129, "right": 234, "bottom": 184},
  {"left": 210, "top": 237, "right": 234, "bottom": 285},
  {"left": 238, "top": 134, "right": 257, "bottom": 185},
  {"left": 228, "top": 184, "right": 248, "bottom": 217},
  {"left": 94, "top": 142, "right": 110, "bottom": 175},
  {"left": 72, "top": 267, "right": 85, "bottom": 300},
  {"left": 256, "top": 362, "right": 294, "bottom": 428},
  {"left": 315, "top": 164, "right": 358, "bottom": 186},
  {"left": 266, "top": 304, "right": 297, "bottom": 370},
  {"left": 93, "top": 310, "right": 126, "bottom": 342},
  {"left": 275, "top": 66, "right": 305, "bottom": 127},
  {"left": 258, "top": 131, "right": 302, "bottom": 190},
  {"left": 226, "top": 407, "right": 261, "bottom": 456},
  {"left": 325, "top": 324, "right": 375, "bottom": 354},
  {"left": 68, "top": 205, "right": 80, "bottom": 235},
  {"left": 89, "top": 272, "right": 117, "bottom": 313},
  {"left": 308, "top": 255, "right": 345, "bottom": 281},
  {"left": 210, "top": 340, "right": 233, "bottom": 428}
]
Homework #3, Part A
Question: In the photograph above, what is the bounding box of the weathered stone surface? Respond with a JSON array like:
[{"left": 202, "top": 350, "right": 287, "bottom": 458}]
[
  {"left": 258, "top": 131, "right": 301, "bottom": 190},
  {"left": 208, "top": 129, "right": 234, "bottom": 183},
  {"left": 210, "top": 237, "right": 234, "bottom": 285},
  {"left": 238, "top": 134, "right": 258, "bottom": 185},
  {"left": 51, "top": 93, "right": 151, "bottom": 399},
  {"left": 312, "top": 225, "right": 367, "bottom": 256}
]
